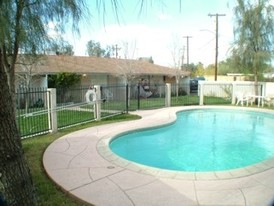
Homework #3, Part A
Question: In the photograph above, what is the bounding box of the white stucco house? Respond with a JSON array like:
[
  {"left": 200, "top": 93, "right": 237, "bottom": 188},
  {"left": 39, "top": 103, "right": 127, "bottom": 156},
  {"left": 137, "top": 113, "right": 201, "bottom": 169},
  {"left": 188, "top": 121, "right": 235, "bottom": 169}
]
[{"left": 15, "top": 55, "right": 190, "bottom": 90}]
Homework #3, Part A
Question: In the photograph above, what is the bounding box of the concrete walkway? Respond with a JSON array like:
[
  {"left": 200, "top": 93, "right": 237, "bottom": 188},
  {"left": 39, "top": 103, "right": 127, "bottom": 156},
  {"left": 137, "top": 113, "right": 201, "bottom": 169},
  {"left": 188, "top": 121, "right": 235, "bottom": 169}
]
[{"left": 43, "top": 106, "right": 274, "bottom": 206}]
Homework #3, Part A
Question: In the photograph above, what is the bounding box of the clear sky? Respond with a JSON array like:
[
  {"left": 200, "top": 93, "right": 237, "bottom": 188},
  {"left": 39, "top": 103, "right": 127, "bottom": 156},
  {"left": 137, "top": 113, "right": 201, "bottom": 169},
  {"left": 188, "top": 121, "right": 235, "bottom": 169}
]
[{"left": 63, "top": 0, "right": 238, "bottom": 67}]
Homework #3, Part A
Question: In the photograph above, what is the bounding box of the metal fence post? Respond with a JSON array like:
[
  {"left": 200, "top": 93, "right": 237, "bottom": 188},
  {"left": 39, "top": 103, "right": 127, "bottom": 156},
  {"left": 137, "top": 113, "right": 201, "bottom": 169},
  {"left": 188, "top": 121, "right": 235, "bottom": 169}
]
[
  {"left": 126, "top": 84, "right": 129, "bottom": 113},
  {"left": 137, "top": 84, "right": 140, "bottom": 110},
  {"left": 165, "top": 83, "right": 171, "bottom": 107},
  {"left": 47, "top": 88, "right": 57, "bottom": 133},
  {"left": 94, "top": 85, "right": 101, "bottom": 121},
  {"left": 199, "top": 83, "right": 204, "bottom": 105}
]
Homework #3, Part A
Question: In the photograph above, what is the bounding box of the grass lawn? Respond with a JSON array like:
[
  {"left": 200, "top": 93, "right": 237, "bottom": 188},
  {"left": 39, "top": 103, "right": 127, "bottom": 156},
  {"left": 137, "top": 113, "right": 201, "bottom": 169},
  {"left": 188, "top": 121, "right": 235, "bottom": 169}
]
[
  {"left": 18, "top": 95, "right": 230, "bottom": 137},
  {"left": 18, "top": 108, "right": 124, "bottom": 137},
  {"left": 22, "top": 113, "right": 141, "bottom": 206}
]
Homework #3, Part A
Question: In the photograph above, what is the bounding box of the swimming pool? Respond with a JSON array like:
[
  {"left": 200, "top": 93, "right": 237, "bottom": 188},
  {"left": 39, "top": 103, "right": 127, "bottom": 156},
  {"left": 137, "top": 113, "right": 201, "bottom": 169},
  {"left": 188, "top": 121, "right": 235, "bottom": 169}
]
[{"left": 110, "top": 108, "right": 274, "bottom": 172}]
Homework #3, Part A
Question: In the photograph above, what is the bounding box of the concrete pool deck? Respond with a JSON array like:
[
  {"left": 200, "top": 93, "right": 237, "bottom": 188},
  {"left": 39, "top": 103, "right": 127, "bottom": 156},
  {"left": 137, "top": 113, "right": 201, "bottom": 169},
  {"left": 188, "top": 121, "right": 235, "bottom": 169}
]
[{"left": 43, "top": 106, "right": 274, "bottom": 206}]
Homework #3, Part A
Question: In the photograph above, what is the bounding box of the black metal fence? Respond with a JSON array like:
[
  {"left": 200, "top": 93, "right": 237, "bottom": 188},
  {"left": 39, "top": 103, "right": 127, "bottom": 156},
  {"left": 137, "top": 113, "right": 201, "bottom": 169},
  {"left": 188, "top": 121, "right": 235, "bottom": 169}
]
[
  {"left": 127, "top": 84, "right": 166, "bottom": 110},
  {"left": 16, "top": 85, "right": 128, "bottom": 138},
  {"left": 55, "top": 86, "right": 95, "bottom": 129},
  {"left": 16, "top": 87, "right": 50, "bottom": 138},
  {"left": 130, "top": 83, "right": 228, "bottom": 109},
  {"left": 16, "top": 82, "right": 265, "bottom": 138}
]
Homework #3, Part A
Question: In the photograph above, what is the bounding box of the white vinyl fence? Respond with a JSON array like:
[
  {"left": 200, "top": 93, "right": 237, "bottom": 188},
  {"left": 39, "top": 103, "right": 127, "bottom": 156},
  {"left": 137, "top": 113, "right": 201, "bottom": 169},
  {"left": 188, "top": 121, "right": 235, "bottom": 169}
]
[{"left": 198, "top": 81, "right": 274, "bottom": 105}]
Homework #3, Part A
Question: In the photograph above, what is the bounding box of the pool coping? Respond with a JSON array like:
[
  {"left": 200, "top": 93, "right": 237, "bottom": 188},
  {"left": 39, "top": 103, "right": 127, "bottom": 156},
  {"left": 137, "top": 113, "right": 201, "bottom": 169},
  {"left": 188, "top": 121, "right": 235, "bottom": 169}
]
[
  {"left": 97, "top": 105, "right": 274, "bottom": 181},
  {"left": 43, "top": 105, "right": 274, "bottom": 206}
]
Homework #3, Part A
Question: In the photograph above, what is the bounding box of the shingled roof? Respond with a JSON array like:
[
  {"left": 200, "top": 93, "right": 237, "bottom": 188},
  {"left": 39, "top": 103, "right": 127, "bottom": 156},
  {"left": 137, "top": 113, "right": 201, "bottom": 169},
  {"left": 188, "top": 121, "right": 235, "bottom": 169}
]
[{"left": 16, "top": 55, "right": 189, "bottom": 77}]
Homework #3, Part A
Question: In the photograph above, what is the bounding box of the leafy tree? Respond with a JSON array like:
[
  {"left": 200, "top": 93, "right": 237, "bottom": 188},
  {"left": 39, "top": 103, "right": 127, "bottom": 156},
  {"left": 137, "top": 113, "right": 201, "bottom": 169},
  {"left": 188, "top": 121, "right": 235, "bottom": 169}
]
[
  {"left": 139, "top": 56, "right": 154, "bottom": 63},
  {"left": 188, "top": 63, "right": 198, "bottom": 77},
  {"left": 192, "top": 62, "right": 205, "bottom": 77},
  {"left": 86, "top": 40, "right": 113, "bottom": 57},
  {"left": 48, "top": 72, "right": 81, "bottom": 103},
  {"left": 105, "top": 45, "right": 114, "bottom": 57},
  {"left": 218, "top": 58, "right": 243, "bottom": 75},
  {"left": 205, "top": 64, "right": 215, "bottom": 75},
  {"left": 0, "top": 0, "right": 88, "bottom": 205},
  {"left": 232, "top": 0, "right": 274, "bottom": 87},
  {"left": 49, "top": 38, "right": 75, "bottom": 55},
  {"left": 48, "top": 73, "right": 81, "bottom": 88}
]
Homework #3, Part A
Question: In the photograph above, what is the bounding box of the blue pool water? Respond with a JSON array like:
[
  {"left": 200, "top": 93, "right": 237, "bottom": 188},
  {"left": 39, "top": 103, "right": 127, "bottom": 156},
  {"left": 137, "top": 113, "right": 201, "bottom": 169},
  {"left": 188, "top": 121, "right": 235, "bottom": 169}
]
[{"left": 110, "top": 109, "right": 274, "bottom": 171}]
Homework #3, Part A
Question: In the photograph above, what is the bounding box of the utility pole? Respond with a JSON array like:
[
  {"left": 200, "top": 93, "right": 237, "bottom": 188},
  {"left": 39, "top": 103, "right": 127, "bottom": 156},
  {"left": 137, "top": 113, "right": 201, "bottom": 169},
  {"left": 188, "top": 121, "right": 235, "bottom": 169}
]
[
  {"left": 208, "top": 13, "right": 226, "bottom": 81},
  {"left": 181, "top": 46, "right": 185, "bottom": 69},
  {"left": 183, "top": 36, "right": 192, "bottom": 67},
  {"left": 113, "top": 44, "right": 121, "bottom": 58}
]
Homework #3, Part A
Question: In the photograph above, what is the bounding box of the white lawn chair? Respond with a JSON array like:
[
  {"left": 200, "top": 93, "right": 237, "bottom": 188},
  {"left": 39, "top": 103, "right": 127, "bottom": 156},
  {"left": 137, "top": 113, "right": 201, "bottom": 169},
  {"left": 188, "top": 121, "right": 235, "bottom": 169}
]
[
  {"left": 235, "top": 92, "right": 253, "bottom": 106},
  {"left": 246, "top": 93, "right": 255, "bottom": 106},
  {"left": 264, "top": 94, "right": 274, "bottom": 107},
  {"left": 103, "top": 89, "right": 113, "bottom": 101}
]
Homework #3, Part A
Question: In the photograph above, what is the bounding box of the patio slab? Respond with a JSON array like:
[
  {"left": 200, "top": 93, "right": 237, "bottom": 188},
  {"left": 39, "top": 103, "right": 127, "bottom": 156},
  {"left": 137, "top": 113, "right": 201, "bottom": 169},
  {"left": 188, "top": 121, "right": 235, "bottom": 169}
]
[{"left": 43, "top": 106, "right": 274, "bottom": 206}]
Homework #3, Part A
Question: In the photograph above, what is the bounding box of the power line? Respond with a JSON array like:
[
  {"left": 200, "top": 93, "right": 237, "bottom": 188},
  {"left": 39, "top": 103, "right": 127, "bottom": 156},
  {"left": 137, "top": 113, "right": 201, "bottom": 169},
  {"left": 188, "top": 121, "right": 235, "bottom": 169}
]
[
  {"left": 198, "top": 38, "right": 215, "bottom": 50},
  {"left": 208, "top": 13, "right": 226, "bottom": 81}
]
